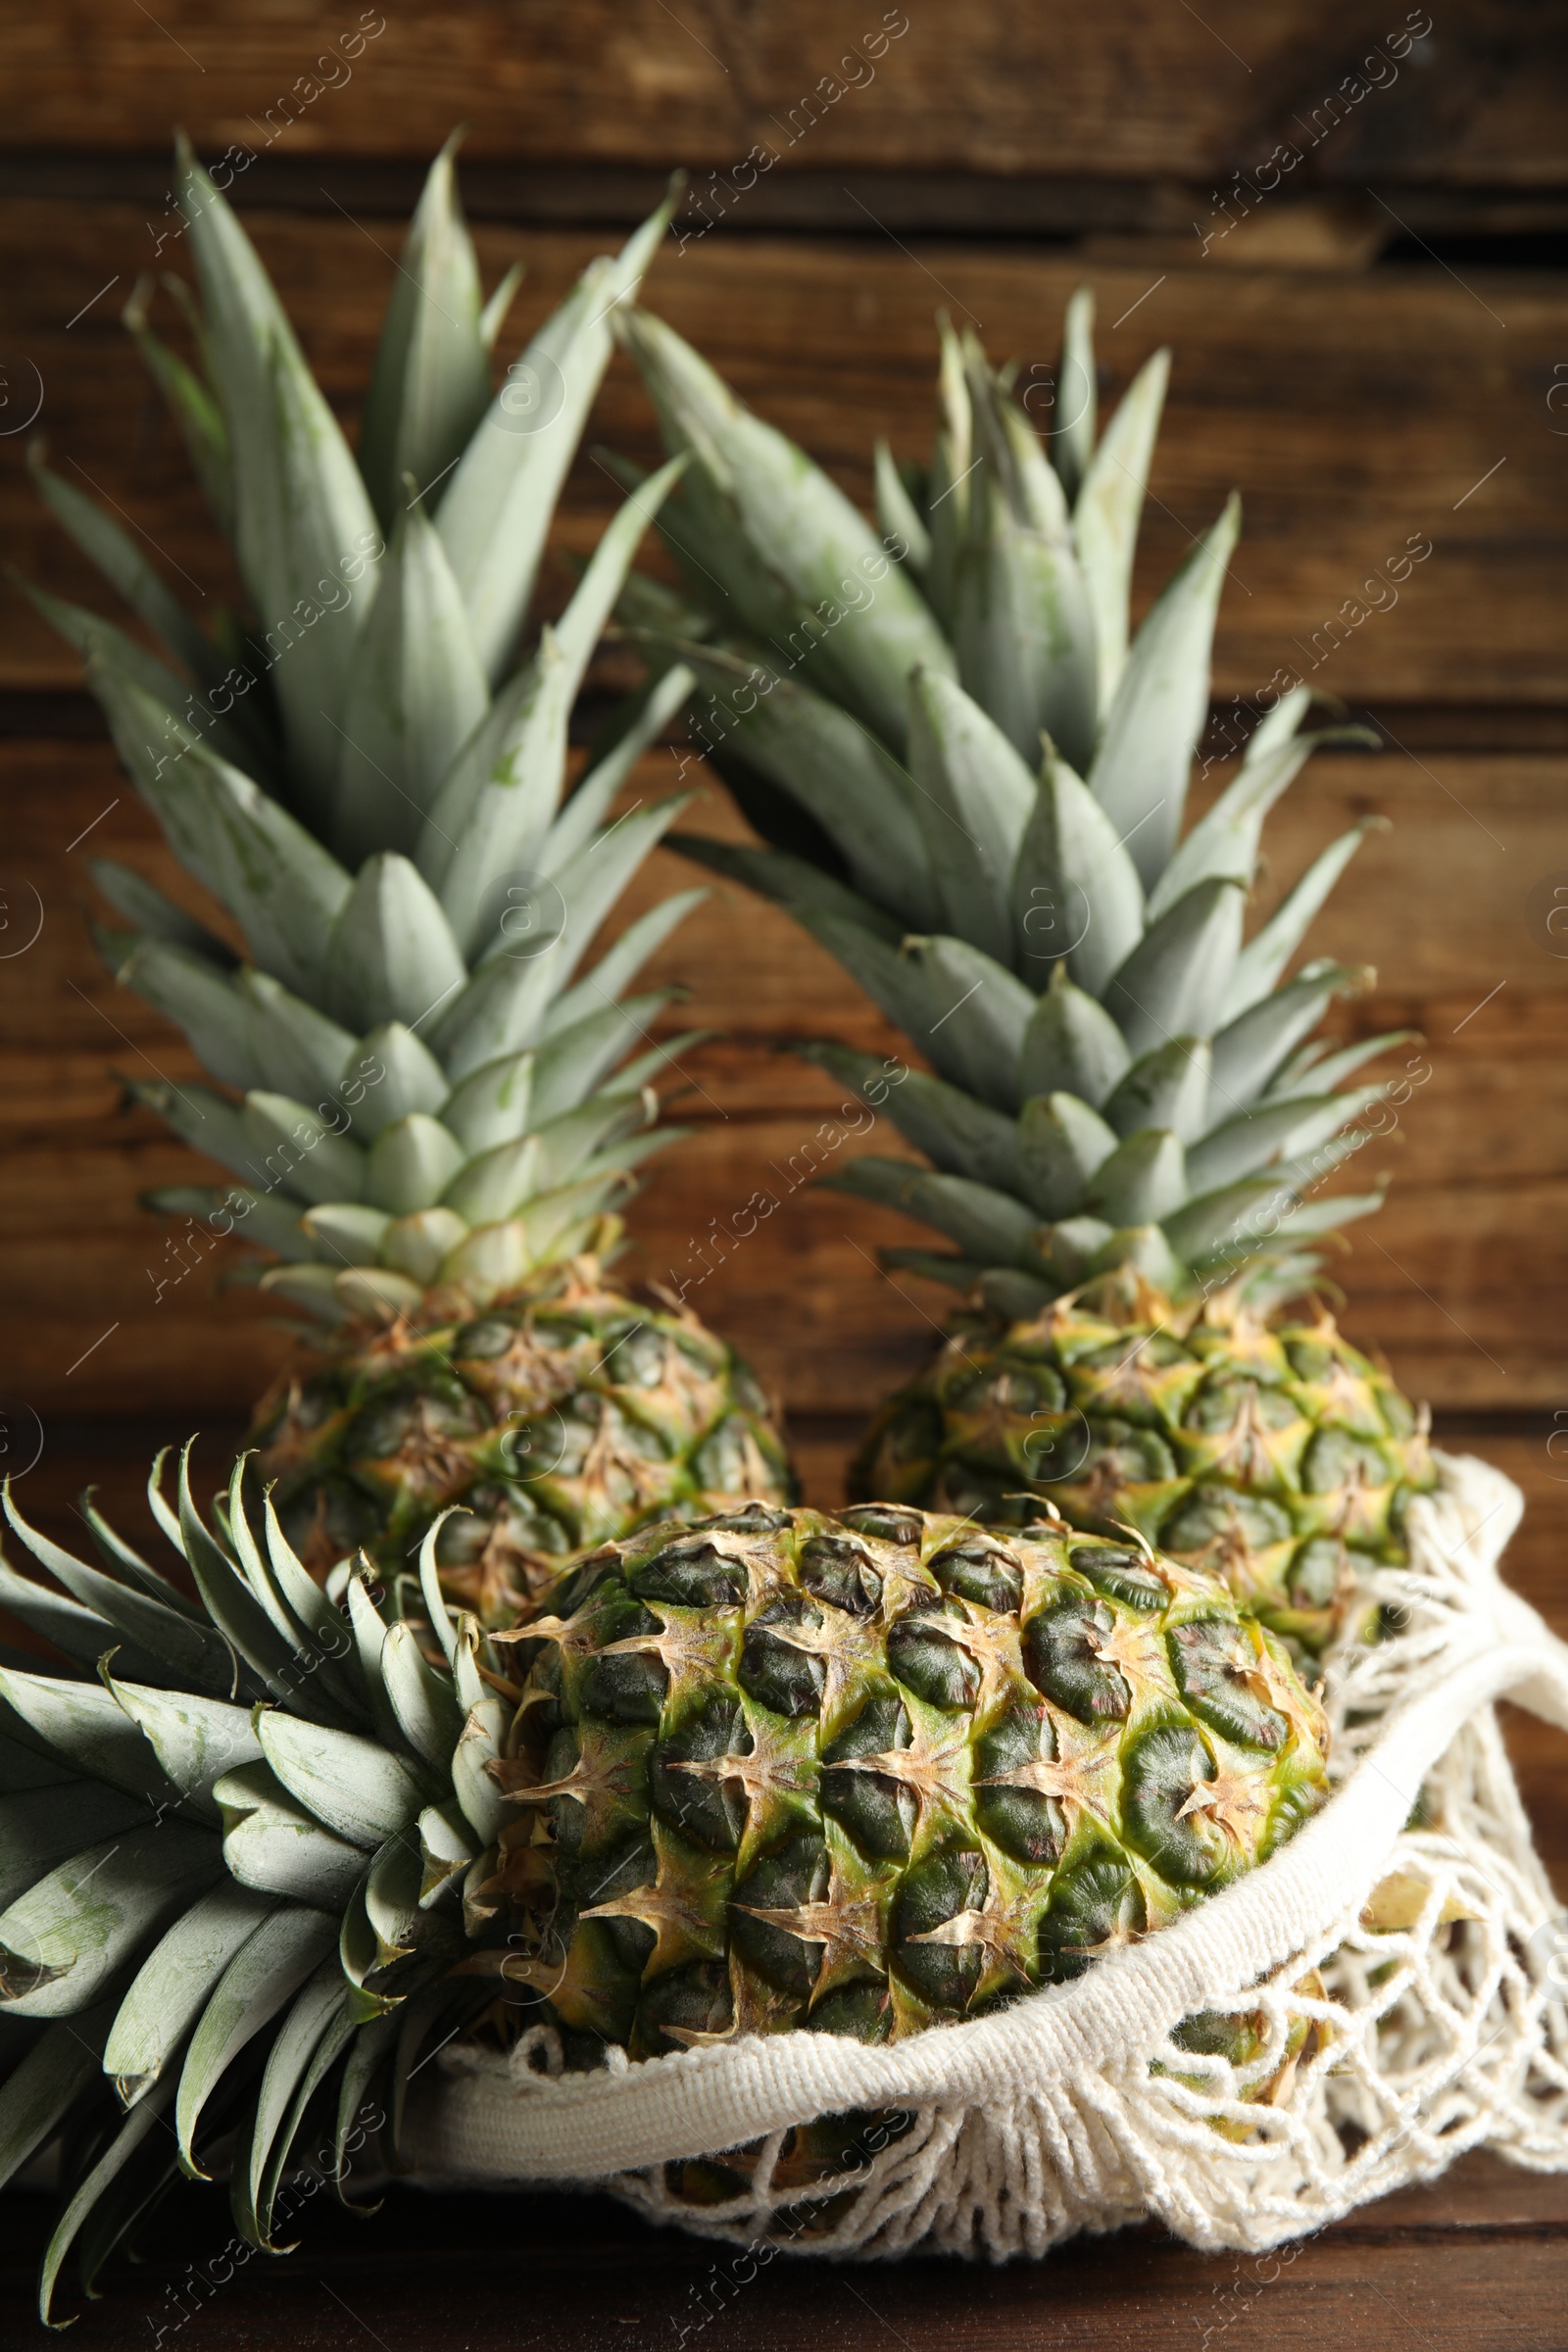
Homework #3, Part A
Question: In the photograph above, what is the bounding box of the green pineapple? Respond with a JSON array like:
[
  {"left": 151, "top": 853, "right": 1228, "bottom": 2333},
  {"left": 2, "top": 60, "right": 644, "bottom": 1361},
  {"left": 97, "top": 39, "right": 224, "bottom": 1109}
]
[
  {"left": 0, "top": 1459, "right": 1328, "bottom": 2313},
  {"left": 615, "top": 296, "right": 1434, "bottom": 1654},
  {"left": 480, "top": 1500, "right": 1327, "bottom": 2055},
  {"left": 32, "top": 138, "right": 791, "bottom": 1605}
]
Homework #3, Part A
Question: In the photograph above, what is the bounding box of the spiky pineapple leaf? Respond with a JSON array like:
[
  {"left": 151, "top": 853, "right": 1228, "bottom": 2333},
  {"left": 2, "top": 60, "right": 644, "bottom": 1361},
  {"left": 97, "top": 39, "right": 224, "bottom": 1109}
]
[
  {"left": 437, "top": 197, "right": 678, "bottom": 683},
  {"left": 1073, "top": 345, "right": 1169, "bottom": 702},
  {"left": 1086, "top": 494, "right": 1241, "bottom": 891},
  {"left": 357, "top": 132, "right": 492, "bottom": 526},
  {"left": 333, "top": 504, "right": 490, "bottom": 865}
]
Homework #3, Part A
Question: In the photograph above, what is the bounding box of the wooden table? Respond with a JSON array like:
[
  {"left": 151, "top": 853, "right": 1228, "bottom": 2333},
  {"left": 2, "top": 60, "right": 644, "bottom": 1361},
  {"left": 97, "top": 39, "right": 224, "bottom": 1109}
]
[{"left": 0, "top": 2150, "right": 1563, "bottom": 2349}]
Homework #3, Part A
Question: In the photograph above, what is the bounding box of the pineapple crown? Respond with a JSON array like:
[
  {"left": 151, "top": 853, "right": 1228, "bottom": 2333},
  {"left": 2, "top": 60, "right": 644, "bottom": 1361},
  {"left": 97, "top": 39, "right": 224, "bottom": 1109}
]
[
  {"left": 612, "top": 300, "right": 1412, "bottom": 1319},
  {"left": 0, "top": 1447, "right": 515, "bottom": 2319},
  {"left": 31, "top": 136, "right": 710, "bottom": 1327}
]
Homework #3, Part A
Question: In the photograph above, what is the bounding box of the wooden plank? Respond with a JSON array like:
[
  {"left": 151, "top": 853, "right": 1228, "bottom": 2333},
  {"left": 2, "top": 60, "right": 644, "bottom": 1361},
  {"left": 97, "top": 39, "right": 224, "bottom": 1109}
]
[
  {"left": 5, "top": 738, "right": 1568, "bottom": 1420},
  {"left": 8, "top": 156, "right": 1568, "bottom": 260},
  {"left": 1, "top": 203, "right": 1564, "bottom": 706},
  {"left": 0, "top": 2144, "right": 1564, "bottom": 2350},
  {"left": 0, "top": 2, "right": 1562, "bottom": 189}
]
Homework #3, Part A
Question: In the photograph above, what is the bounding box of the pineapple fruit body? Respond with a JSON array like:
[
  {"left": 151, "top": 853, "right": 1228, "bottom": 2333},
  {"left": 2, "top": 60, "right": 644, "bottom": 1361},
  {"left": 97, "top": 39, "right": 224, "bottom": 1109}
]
[
  {"left": 485, "top": 1502, "right": 1329, "bottom": 2062},
  {"left": 853, "top": 1274, "right": 1434, "bottom": 1656},
  {"left": 255, "top": 1253, "right": 792, "bottom": 1617}
]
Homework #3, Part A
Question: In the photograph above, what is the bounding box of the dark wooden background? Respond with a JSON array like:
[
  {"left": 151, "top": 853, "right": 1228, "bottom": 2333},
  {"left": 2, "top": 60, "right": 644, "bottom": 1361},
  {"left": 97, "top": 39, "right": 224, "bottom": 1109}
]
[{"left": 2, "top": 4, "right": 1567, "bottom": 2341}]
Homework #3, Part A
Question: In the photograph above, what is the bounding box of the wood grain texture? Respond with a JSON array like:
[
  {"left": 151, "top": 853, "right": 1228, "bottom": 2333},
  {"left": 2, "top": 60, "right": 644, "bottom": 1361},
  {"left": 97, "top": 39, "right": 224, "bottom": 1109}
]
[
  {"left": 1, "top": 204, "right": 1564, "bottom": 704},
  {"left": 4, "top": 735, "right": 1568, "bottom": 1422},
  {"left": 0, "top": 2126, "right": 1564, "bottom": 2348},
  {"left": 0, "top": 1, "right": 1563, "bottom": 191}
]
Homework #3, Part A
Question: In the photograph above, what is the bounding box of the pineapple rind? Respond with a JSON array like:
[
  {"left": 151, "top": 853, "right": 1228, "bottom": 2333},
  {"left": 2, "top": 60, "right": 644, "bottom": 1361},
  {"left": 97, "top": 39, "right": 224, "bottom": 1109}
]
[
  {"left": 852, "top": 1274, "right": 1435, "bottom": 1656},
  {"left": 252, "top": 1254, "right": 795, "bottom": 1620},
  {"left": 488, "top": 1502, "right": 1329, "bottom": 2064}
]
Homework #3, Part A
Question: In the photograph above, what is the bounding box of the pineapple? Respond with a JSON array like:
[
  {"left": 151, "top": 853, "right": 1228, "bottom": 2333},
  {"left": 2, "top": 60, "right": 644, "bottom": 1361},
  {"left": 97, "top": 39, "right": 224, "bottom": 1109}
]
[
  {"left": 248, "top": 1261, "right": 787, "bottom": 1623},
  {"left": 31, "top": 138, "right": 791, "bottom": 1606},
  {"left": 475, "top": 1499, "right": 1327, "bottom": 2055},
  {"left": 0, "top": 1456, "right": 1327, "bottom": 2313},
  {"left": 615, "top": 298, "right": 1435, "bottom": 1654}
]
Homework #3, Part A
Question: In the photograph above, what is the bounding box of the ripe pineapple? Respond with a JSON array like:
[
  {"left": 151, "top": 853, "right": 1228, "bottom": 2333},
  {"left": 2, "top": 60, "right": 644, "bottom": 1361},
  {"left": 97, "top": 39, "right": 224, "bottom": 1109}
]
[
  {"left": 480, "top": 1500, "right": 1328, "bottom": 2057},
  {"left": 250, "top": 1260, "right": 786, "bottom": 1621},
  {"left": 0, "top": 1460, "right": 1327, "bottom": 2313},
  {"left": 32, "top": 139, "right": 791, "bottom": 1602},
  {"left": 617, "top": 298, "right": 1434, "bottom": 1653}
]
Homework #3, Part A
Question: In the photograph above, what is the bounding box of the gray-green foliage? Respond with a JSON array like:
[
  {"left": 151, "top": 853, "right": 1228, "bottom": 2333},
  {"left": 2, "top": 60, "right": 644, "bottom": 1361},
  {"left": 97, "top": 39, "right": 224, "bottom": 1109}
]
[
  {"left": 618, "top": 300, "right": 1399, "bottom": 1311},
  {"left": 35, "top": 139, "right": 705, "bottom": 1322},
  {"left": 0, "top": 1446, "right": 511, "bottom": 2320}
]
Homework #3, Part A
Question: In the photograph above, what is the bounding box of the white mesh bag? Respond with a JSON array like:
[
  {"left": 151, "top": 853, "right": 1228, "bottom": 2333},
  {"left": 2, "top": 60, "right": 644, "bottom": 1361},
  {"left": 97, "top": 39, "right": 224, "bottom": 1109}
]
[{"left": 406, "top": 1452, "right": 1568, "bottom": 2256}]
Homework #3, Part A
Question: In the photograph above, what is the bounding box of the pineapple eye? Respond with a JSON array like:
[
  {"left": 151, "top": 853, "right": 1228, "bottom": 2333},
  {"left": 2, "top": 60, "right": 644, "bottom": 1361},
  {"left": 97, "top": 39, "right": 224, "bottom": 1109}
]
[
  {"left": 1160, "top": 1488, "right": 1293, "bottom": 1558},
  {"left": 928, "top": 1540, "right": 1022, "bottom": 1614},
  {"left": 886, "top": 1604, "right": 981, "bottom": 1711},
  {"left": 739, "top": 1598, "right": 826, "bottom": 1718},
  {"left": 630, "top": 1541, "right": 747, "bottom": 1609},
  {"left": 1120, "top": 1725, "right": 1238, "bottom": 1885},
  {"left": 1259, "top": 1775, "right": 1324, "bottom": 1861},
  {"left": 575, "top": 1835, "right": 660, "bottom": 1974},
  {"left": 974, "top": 1700, "right": 1065, "bottom": 1865},
  {"left": 635, "top": 1959, "right": 735, "bottom": 2055},
  {"left": 804, "top": 1984, "right": 894, "bottom": 2045},
  {"left": 1023, "top": 1598, "right": 1129, "bottom": 1723},
  {"left": 1170, "top": 2005, "right": 1267, "bottom": 2064},
  {"left": 728, "top": 1832, "right": 831, "bottom": 1997},
  {"left": 1037, "top": 1854, "right": 1147, "bottom": 1983},
  {"left": 453, "top": 1316, "right": 514, "bottom": 1358},
  {"left": 1300, "top": 1428, "right": 1392, "bottom": 1496},
  {"left": 834, "top": 1504, "right": 922, "bottom": 1546},
  {"left": 578, "top": 1598, "right": 668, "bottom": 1724},
  {"left": 1067, "top": 1544, "right": 1167, "bottom": 1612},
  {"left": 527, "top": 1311, "right": 592, "bottom": 1351},
  {"left": 797, "top": 1535, "right": 882, "bottom": 1616},
  {"left": 609, "top": 1329, "right": 671, "bottom": 1387},
  {"left": 693, "top": 1416, "right": 767, "bottom": 1494},
  {"left": 689, "top": 1504, "right": 791, "bottom": 1536},
  {"left": 1166, "top": 1618, "right": 1288, "bottom": 1751},
  {"left": 1183, "top": 1376, "right": 1301, "bottom": 1438},
  {"left": 893, "top": 1848, "right": 989, "bottom": 2011},
  {"left": 1289, "top": 1537, "right": 1351, "bottom": 1609},
  {"left": 348, "top": 1388, "right": 479, "bottom": 1461},
  {"left": 649, "top": 1693, "right": 749, "bottom": 1851},
  {"left": 820, "top": 1690, "right": 917, "bottom": 1858}
]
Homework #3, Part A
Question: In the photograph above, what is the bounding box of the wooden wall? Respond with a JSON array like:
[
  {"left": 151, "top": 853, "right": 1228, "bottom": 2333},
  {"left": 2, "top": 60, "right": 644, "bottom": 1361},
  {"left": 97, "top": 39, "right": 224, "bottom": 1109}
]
[{"left": 2, "top": 0, "right": 1567, "bottom": 1521}]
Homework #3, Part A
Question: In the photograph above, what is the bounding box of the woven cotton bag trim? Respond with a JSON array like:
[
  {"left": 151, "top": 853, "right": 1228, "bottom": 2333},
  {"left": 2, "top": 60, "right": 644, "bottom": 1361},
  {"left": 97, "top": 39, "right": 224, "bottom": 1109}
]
[{"left": 405, "top": 1452, "right": 1568, "bottom": 2256}]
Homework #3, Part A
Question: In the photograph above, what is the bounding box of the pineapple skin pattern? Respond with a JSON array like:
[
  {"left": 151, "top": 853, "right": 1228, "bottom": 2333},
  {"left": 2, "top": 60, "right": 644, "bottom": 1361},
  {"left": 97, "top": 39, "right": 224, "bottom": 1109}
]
[
  {"left": 0, "top": 1472, "right": 1327, "bottom": 2314},
  {"left": 855, "top": 1275, "right": 1434, "bottom": 1656},
  {"left": 482, "top": 1502, "right": 1328, "bottom": 2061},
  {"left": 255, "top": 1253, "right": 793, "bottom": 1620}
]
